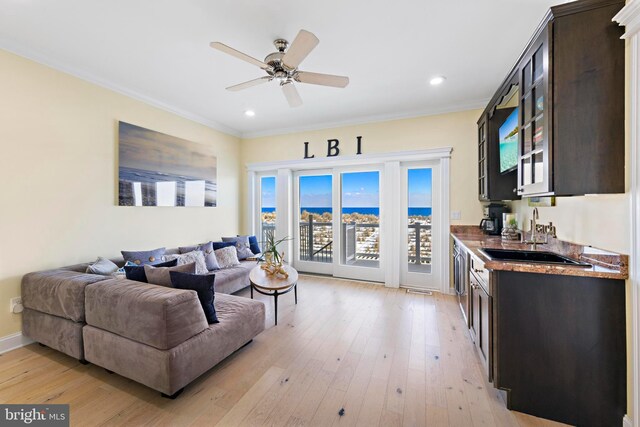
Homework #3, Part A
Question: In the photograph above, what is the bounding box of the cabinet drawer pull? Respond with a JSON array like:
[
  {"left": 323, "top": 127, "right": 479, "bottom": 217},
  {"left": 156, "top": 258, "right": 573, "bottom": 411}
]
[{"left": 473, "top": 268, "right": 484, "bottom": 273}]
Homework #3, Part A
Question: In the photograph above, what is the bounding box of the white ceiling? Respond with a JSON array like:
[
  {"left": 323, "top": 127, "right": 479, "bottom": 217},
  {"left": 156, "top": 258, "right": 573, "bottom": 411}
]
[{"left": 0, "top": 0, "right": 567, "bottom": 137}]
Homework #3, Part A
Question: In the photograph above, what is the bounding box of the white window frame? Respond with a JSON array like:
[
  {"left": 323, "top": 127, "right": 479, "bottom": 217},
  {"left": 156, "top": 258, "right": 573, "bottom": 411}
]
[
  {"left": 246, "top": 147, "right": 452, "bottom": 294},
  {"left": 614, "top": 6, "right": 639, "bottom": 427}
]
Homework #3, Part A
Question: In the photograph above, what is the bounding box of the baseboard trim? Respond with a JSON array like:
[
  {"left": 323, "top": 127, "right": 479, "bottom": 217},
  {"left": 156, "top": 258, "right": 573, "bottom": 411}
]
[
  {"left": 623, "top": 414, "right": 633, "bottom": 427},
  {"left": 0, "top": 332, "right": 34, "bottom": 354}
]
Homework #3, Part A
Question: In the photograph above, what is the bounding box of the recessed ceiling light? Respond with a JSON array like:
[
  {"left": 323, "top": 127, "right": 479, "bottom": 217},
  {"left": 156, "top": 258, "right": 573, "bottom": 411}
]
[
  {"left": 244, "top": 110, "right": 256, "bottom": 117},
  {"left": 430, "top": 76, "right": 446, "bottom": 86}
]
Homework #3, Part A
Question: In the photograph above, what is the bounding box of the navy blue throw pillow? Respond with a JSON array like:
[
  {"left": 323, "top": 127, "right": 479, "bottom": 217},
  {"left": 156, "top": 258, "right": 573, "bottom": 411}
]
[
  {"left": 238, "top": 235, "right": 261, "bottom": 255},
  {"left": 170, "top": 271, "right": 219, "bottom": 324},
  {"left": 124, "top": 259, "right": 178, "bottom": 283},
  {"left": 212, "top": 241, "right": 235, "bottom": 251}
]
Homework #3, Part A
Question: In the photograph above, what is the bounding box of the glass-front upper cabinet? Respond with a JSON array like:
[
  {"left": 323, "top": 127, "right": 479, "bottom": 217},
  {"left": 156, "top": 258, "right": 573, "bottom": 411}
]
[
  {"left": 478, "top": 117, "right": 488, "bottom": 201},
  {"left": 517, "top": 26, "right": 552, "bottom": 197}
]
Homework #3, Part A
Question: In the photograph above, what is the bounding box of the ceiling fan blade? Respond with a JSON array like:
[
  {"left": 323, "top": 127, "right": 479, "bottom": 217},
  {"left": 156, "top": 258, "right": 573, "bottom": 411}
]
[
  {"left": 281, "top": 82, "right": 303, "bottom": 108},
  {"left": 282, "top": 30, "right": 319, "bottom": 69},
  {"left": 296, "top": 71, "right": 349, "bottom": 88},
  {"left": 226, "top": 76, "right": 272, "bottom": 92},
  {"left": 210, "top": 42, "right": 270, "bottom": 70}
]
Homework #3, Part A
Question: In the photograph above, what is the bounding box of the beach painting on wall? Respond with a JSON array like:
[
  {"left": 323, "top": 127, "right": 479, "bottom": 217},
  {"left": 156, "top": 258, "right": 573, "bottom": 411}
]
[{"left": 118, "top": 121, "right": 217, "bottom": 207}]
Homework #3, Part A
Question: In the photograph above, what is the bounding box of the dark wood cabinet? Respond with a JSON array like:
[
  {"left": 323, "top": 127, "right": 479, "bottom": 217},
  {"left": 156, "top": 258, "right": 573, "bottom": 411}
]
[
  {"left": 453, "top": 239, "right": 469, "bottom": 326},
  {"left": 493, "top": 271, "right": 626, "bottom": 427},
  {"left": 517, "top": 26, "right": 551, "bottom": 196},
  {"left": 479, "top": 0, "right": 625, "bottom": 199},
  {"left": 468, "top": 255, "right": 492, "bottom": 380},
  {"left": 477, "top": 73, "right": 520, "bottom": 202},
  {"left": 469, "top": 275, "right": 480, "bottom": 340},
  {"left": 477, "top": 117, "right": 489, "bottom": 201}
]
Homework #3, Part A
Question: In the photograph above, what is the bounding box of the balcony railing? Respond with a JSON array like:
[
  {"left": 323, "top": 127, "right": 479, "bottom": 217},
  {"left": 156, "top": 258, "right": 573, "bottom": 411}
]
[
  {"left": 262, "top": 215, "right": 432, "bottom": 267},
  {"left": 300, "top": 216, "right": 333, "bottom": 263},
  {"left": 407, "top": 223, "right": 432, "bottom": 265}
]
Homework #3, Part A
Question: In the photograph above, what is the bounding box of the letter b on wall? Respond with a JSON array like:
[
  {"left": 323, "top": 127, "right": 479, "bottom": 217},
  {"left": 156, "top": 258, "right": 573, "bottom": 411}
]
[{"left": 327, "top": 139, "right": 340, "bottom": 157}]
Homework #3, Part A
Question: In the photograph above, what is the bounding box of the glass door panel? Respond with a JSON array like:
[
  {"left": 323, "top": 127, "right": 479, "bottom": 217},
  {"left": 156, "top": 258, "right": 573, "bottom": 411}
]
[
  {"left": 298, "top": 175, "right": 333, "bottom": 264},
  {"left": 293, "top": 171, "right": 334, "bottom": 275},
  {"left": 259, "top": 176, "right": 276, "bottom": 252},
  {"left": 340, "top": 171, "right": 380, "bottom": 269},
  {"left": 401, "top": 162, "right": 440, "bottom": 290},
  {"left": 407, "top": 168, "right": 432, "bottom": 274}
]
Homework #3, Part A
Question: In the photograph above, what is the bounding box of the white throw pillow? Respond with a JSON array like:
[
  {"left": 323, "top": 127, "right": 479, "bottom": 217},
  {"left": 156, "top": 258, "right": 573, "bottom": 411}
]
[
  {"left": 165, "top": 251, "right": 208, "bottom": 275},
  {"left": 215, "top": 246, "right": 241, "bottom": 269}
]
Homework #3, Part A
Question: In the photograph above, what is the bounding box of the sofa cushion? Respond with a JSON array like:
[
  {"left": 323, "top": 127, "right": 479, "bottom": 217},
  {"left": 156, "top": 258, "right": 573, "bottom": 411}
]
[
  {"left": 144, "top": 262, "right": 196, "bottom": 287},
  {"left": 86, "top": 257, "right": 119, "bottom": 275},
  {"left": 22, "top": 270, "right": 110, "bottom": 322},
  {"left": 215, "top": 246, "right": 241, "bottom": 269},
  {"left": 171, "top": 272, "right": 218, "bottom": 323},
  {"left": 82, "top": 293, "right": 265, "bottom": 395},
  {"left": 212, "top": 241, "right": 235, "bottom": 251},
  {"left": 85, "top": 279, "right": 208, "bottom": 350},
  {"left": 222, "top": 236, "right": 254, "bottom": 260},
  {"left": 239, "top": 235, "right": 262, "bottom": 255},
  {"left": 121, "top": 247, "right": 166, "bottom": 266},
  {"left": 165, "top": 251, "right": 208, "bottom": 275},
  {"left": 210, "top": 261, "right": 254, "bottom": 294},
  {"left": 179, "top": 242, "right": 220, "bottom": 271},
  {"left": 124, "top": 259, "right": 178, "bottom": 283}
]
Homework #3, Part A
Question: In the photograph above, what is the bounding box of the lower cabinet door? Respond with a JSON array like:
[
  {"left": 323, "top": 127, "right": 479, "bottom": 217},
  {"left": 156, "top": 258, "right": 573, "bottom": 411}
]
[
  {"left": 479, "top": 286, "right": 491, "bottom": 367},
  {"left": 470, "top": 273, "right": 491, "bottom": 380},
  {"left": 470, "top": 276, "right": 480, "bottom": 343}
]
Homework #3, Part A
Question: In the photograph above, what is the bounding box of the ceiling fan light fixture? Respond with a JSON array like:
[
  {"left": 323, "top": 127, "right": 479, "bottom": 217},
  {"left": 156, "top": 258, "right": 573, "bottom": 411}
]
[
  {"left": 210, "top": 29, "right": 350, "bottom": 108},
  {"left": 244, "top": 109, "right": 256, "bottom": 117},
  {"left": 430, "top": 76, "right": 446, "bottom": 86}
]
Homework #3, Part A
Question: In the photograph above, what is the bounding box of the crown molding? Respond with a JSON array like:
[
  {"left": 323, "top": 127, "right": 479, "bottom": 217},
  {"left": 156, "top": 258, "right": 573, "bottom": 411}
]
[
  {"left": 614, "top": 0, "right": 640, "bottom": 38},
  {"left": 1, "top": 40, "right": 487, "bottom": 141},
  {"left": 239, "top": 100, "right": 489, "bottom": 139},
  {"left": 0, "top": 41, "right": 242, "bottom": 137}
]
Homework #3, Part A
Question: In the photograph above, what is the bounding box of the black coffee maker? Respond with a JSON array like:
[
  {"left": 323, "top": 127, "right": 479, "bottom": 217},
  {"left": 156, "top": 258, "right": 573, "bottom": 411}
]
[{"left": 479, "top": 203, "right": 509, "bottom": 235}]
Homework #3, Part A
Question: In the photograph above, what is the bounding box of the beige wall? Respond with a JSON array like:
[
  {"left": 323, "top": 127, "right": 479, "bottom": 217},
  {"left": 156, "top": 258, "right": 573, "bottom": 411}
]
[
  {"left": 239, "top": 109, "right": 484, "bottom": 233},
  {"left": 0, "top": 49, "right": 242, "bottom": 338},
  {"left": 510, "top": 194, "right": 630, "bottom": 254}
]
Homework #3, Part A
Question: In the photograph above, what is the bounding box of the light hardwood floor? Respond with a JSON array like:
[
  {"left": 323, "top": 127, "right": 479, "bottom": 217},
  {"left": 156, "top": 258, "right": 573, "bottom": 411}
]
[{"left": 0, "top": 276, "right": 569, "bottom": 427}]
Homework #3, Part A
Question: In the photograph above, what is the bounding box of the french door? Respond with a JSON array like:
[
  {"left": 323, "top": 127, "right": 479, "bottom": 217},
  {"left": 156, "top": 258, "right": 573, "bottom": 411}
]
[
  {"left": 333, "top": 167, "right": 384, "bottom": 282},
  {"left": 293, "top": 170, "right": 334, "bottom": 275},
  {"left": 253, "top": 148, "right": 449, "bottom": 293},
  {"left": 293, "top": 167, "right": 385, "bottom": 282},
  {"left": 400, "top": 161, "right": 441, "bottom": 290}
]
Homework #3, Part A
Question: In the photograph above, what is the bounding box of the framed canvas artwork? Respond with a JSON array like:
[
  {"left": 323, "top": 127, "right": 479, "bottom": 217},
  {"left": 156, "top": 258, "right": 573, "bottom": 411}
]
[{"left": 118, "top": 121, "right": 217, "bottom": 207}]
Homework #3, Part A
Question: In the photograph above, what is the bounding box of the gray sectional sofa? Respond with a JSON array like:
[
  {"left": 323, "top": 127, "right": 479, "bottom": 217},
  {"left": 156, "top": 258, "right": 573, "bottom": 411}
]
[{"left": 21, "top": 248, "right": 265, "bottom": 398}]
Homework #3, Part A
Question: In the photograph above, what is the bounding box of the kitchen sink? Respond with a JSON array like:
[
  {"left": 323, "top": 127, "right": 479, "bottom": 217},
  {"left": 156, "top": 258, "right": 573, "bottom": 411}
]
[{"left": 479, "top": 248, "right": 592, "bottom": 267}]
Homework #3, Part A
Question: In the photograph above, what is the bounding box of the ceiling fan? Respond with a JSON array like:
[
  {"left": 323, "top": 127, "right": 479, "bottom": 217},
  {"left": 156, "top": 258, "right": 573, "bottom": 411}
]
[{"left": 210, "top": 30, "right": 349, "bottom": 108}]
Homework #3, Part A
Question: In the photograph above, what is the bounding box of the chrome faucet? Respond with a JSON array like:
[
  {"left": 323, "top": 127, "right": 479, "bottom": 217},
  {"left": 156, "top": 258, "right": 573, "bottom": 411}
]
[{"left": 522, "top": 207, "right": 547, "bottom": 249}]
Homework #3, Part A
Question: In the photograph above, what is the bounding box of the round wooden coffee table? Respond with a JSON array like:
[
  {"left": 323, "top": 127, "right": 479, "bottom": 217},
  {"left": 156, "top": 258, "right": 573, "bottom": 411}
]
[{"left": 249, "top": 265, "right": 298, "bottom": 326}]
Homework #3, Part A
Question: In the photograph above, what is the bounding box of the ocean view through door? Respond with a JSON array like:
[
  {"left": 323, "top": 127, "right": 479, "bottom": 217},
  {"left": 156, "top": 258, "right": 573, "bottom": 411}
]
[
  {"left": 401, "top": 162, "right": 440, "bottom": 290},
  {"left": 334, "top": 169, "right": 384, "bottom": 282},
  {"left": 252, "top": 149, "right": 449, "bottom": 292},
  {"left": 293, "top": 171, "right": 334, "bottom": 275},
  {"left": 259, "top": 175, "right": 276, "bottom": 252},
  {"left": 291, "top": 168, "right": 384, "bottom": 281}
]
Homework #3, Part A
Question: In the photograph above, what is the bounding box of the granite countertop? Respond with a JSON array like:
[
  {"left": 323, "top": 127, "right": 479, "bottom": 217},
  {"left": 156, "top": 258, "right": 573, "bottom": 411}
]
[{"left": 451, "top": 225, "right": 628, "bottom": 280}]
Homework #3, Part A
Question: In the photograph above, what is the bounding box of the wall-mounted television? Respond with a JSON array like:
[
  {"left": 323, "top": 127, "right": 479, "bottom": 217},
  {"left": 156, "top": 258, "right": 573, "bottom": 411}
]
[{"left": 499, "top": 108, "right": 519, "bottom": 174}]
